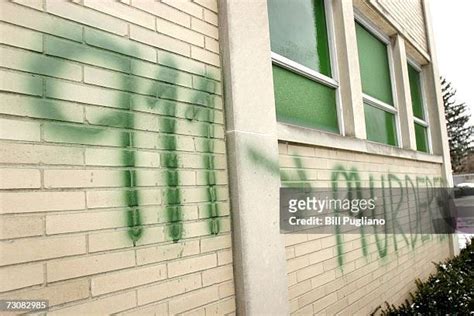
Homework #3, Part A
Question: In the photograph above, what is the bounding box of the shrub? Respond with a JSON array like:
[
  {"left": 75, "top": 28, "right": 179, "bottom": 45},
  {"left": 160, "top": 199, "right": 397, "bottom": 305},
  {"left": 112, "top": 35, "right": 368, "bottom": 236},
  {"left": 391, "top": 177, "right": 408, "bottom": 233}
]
[{"left": 373, "top": 237, "right": 474, "bottom": 315}]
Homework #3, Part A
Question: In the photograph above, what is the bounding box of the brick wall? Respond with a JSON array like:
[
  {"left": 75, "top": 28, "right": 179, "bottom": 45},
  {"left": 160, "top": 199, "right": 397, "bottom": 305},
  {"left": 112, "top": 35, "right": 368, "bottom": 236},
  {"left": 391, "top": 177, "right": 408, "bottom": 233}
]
[
  {"left": 372, "top": 0, "right": 428, "bottom": 53},
  {"left": 279, "top": 142, "right": 451, "bottom": 315},
  {"left": 0, "top": 0, "right": 235, "bottom": 314}
]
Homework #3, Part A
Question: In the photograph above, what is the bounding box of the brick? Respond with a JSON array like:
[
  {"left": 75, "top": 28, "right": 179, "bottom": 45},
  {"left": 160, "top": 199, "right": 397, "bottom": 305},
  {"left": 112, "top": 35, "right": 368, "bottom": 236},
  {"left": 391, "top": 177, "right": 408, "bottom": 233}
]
[
  {"left": 0, "top": 143, "right": 84, "bottom": 165},
  {"left": 86, "top": 190, "right": 128, "bottom": 209},
  {"left": 294, "top": 239, "right": 322, "bottom": 257},
  {"left": 205, "top": 298, "right": 236, "bottom": 315},
  {"left": 122, "top": 302, "right": 168, "bottom": 316},
  {"left": 205, "top": 36, "right": 219, "bottom": 54},
  {"left": 86, "top": 107, "right": 159, "bottom": 131},
  {"left": 287, "top": 256, "right": 310, "bottom": 274},
  {"left": 0, "top": 279, "right": 90, "bottom": 307},
  {"left": 218, "top": 281, "right": 235, "bottom": 299},
  {"left": 48, "top": 291, "right": 136, "bottom": 315},
  {"left": 83, "top": 0, "right": 155, "bottom": 29},
  {"left": 46, "top": 0, "right": 128, "bottom": 36},
  {"left": 191, "top": 46, "right": 220, "bottom": 66},
  {"left": 134, "top": 169, "right": 195, "bottom": 187},
  {"left": 44, "top": 169, "right": 124, "bottom": 189},
  {"left": 12, "top": 0, "right": 44, "bottom": 11},
  {"left": 136, "top": 240, "right": 200, "bottom": 265},
  {"left": 0, "top": 191, "right": 85, "bottom": 214},
  {"left": 204, "top": 9, "right": 218, "bottom": 26},
  {"left": 0, "top": 69, "right": 42, "bottom": 96},
  {"left": 131, "top": 130, "right": 195, "bottom": 151},
  {"left": 200, "top": 234, "right": 231, "bottom": 252},
  {"left": 84, "top": 28, "right": 156, "bottom": 63},
  {"left": 46, "top": 209, "right": 125, "bottom": 234},
  {"left": 0, "top": 46, "right": 82, "bottom": 81},
  {"left": 45, "top": 36, "right": 130, "bottom": 73},
  {"left": 0, "top": 215, "right": 43, "bottom": 239},
  {"left": 42, "top": 123, "right": 129, "bottom": 147},
  {"left": 130, "top": 25, "right": 190, "bottom": 57},
  {"left": 91, "top": 263, "right": 166, "bottom": 296},
  {"left": 193, "top": 0, "right": 217, "bottom": 12},
  {"left": 87, "top": 188, "right": 161, "bottom": 209},
  {"left": 158, "top": 50, "right": 206, "bottom": 75},
  {"left": 0, "top": 168, "right": 41, "bottom": 189},
  {"left": 168, "top": 253, "right": 216, "bottom": 278},
  {"left": 168, "top": 286, "right": 219, "bottom": 314},
  {"left": 89, "top": 225, "right": 165, "bottom": 253},
  {"left": 202, "top": 264, "right": 233, "bottom": 286},
  {"left": 156, "top": 18, "right": 204, "bottom": 47},
  {"left": 191, "top": 18, "right": 218, "bottom": 39},
  {"left": 0, "top": 264, "right": 43, "bottom": 292},
  {"left": 0, "top": 118, "right": 40, "bottom": 142},
  {"left": 205, "top": 65, "right": 221, "bottom": 81},
  {"left": 0, "top": 235, "right": 86, "bottom": 266},
  {"left": 296, "top": 263, "right": 324, "bottom": 282},
  {"left": 85, "top": 148, "right": 160, "bottom": 168},
  {"left": 47, "top": 250, "right": 135, "bottom": 282},
  {"left": 131, "top": 0, "right": 190, "bottom": 27},
  {"left": 131, "top": 59, "right": 193, "bottom": 88},
  {"left": 192, "top": 75, "right": 221, "bottom": 95},
  {"left": 46, "top": 80, "right": 130, "bottom": 108},
  {"left": 0, "top": 22, "right": 42, "bottom": 52},
  {"left": 137, "top": 273, "right": 201, "bottom": 305},
  {"left": 0, "top": 93, "right": 84, "bottom": 123},
  {"left": 162, "top": 0, "right": 203, "bottom": 19},
  {"left": 0, "top": 2, "right": 82, "bottom": 41}
]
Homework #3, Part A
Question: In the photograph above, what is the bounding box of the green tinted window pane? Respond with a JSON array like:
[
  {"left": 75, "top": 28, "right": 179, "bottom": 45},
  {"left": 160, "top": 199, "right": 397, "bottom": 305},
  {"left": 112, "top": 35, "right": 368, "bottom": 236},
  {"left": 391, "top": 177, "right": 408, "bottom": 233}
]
[
  {"left": 408, "top": 64, "right": 424, "bottom": 119},
  {"left": 414, "top": 123, "right": 429, "bottom": 152},
  {"left": 355, "top": 23, "right": 393, "bottom": 105},
  {"left": 268, "top": 0, "right": 331, "bottom": 76},
  {"left": 273, "top": 65, "right": 338, "bottom": 132},
  {"left": 364, "top": 103, "right": 397, "bottom": 146}
]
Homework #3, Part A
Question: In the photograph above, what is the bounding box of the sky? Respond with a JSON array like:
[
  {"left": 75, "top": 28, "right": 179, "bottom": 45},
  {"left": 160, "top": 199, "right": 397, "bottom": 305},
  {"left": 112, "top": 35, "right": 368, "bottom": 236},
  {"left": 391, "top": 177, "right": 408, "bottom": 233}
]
[{"left": 430, "top": 0, "right": 474, "bottom": 126}]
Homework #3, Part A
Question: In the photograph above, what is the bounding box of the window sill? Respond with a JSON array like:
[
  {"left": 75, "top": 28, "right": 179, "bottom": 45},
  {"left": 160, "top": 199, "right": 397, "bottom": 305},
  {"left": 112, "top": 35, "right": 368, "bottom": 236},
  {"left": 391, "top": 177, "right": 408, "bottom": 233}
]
[{"left": 277, "top": 122, "right": 443, "bottom": 164}]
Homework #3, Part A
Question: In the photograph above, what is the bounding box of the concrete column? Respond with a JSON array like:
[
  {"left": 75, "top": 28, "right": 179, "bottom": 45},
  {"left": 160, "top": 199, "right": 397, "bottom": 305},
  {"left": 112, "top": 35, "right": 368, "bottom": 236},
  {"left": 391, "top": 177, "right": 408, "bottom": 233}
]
[
  {"left": 392, "top": 35, "right": 417, "bottom": 151},
  {"left": 422, "top": 0, "right": 458, "bottom": 255},
  {"left": 332, "top": 0, "right": 366, "bottom": 139},
  {"left": 218, "top": 1, "right": 289, "bottom": 314}
]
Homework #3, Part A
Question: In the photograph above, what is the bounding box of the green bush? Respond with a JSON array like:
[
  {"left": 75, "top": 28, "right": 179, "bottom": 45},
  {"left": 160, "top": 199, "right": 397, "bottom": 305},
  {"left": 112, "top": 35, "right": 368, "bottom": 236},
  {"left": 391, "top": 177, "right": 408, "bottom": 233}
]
[{"left": 373, "top": 237, "right": 474, "bottom": 315}]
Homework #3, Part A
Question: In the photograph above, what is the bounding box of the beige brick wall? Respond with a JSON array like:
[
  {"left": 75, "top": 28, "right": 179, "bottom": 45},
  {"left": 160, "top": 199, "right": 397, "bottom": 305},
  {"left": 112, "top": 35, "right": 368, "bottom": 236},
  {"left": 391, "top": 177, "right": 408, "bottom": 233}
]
[
  {"left": 279, "top": 142, "right": 451, "bottom": 315},
  {"left": 374, "top": 0, "right": 427, "bottom": 52},
  {"left": 0, "top": 0, "right": 235, "bottom": 314}
]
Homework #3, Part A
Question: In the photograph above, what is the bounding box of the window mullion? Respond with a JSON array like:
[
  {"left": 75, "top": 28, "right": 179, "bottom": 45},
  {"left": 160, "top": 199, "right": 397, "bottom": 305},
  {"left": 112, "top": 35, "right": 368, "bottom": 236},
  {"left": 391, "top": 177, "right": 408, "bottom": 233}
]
[{"left": 271, "top": 52, "right": 338, "bottom": 88}]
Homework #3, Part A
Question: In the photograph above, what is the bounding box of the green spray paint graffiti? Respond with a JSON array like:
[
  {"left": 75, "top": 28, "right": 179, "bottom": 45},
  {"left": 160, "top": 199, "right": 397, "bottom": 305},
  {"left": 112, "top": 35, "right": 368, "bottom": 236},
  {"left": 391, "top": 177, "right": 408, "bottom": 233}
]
[
  {"left": 327, "top": 165, "right": 447, "bottom": 267},
  {"left": 247, "top": 146, "right": 449, "bottom": 267},
  {"left": 26, "top": 32, "right": 221, "bottom": 244}
]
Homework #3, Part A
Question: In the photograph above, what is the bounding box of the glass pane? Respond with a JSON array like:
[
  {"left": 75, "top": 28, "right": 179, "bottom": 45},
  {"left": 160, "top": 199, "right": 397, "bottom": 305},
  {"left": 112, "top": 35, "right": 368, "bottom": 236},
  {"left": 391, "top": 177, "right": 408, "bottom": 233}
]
[
  {"left": 273, "top": 65, "right": 338, "bottom": 132},
  {"left": 268, "top": 0, "right": 331, "bottom": 76},
  {"left": 408, "top": 63, "right": 424, "bottom": 120},
  {"left": 364, "top": 103, "right": 397, "bottom": 146},
  {"left": 415, "top": 123, "right": 429, "bottom": 152},
  {"left": 356, "top": 23, "right": 393, "bottom": 105}
]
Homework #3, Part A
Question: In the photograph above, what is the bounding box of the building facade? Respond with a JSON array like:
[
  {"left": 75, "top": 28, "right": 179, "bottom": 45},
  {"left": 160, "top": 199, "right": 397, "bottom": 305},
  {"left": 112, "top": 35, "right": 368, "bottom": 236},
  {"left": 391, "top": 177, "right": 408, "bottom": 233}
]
[{"left": 0, "top": 0, "right": 456, "bottom": 314}]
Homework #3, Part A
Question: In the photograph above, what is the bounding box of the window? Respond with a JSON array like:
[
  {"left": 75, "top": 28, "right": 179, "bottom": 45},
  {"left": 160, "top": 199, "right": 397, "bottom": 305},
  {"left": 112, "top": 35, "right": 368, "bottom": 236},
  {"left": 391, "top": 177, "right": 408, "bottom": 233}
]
[
  {"left": 267, "top": 0, "right": 339, "bottom": 133},
  {"left": 355, "top": 21, "right": 398, "bottom": 146},
  {"left": 407, "top": 62, "right": 430, "bottom": 153}
]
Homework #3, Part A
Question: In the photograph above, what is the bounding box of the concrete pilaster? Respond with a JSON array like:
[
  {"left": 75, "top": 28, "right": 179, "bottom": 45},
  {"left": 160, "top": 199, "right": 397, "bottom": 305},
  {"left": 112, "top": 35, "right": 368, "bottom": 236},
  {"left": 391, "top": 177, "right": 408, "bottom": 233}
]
[
  {"left": 332, "top": 0, "right": 367, "bottom": 139},
  {"left": 219, "top": 0, "right": 289, "bottom": 314},
  {"left": 392, "top": 35, "right": 417, "bottom": 151}
]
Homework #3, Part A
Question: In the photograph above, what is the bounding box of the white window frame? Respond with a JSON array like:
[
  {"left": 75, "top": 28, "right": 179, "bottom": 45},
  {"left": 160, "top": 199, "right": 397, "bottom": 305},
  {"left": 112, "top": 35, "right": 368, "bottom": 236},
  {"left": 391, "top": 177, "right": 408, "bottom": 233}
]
[
  {"left": 270, "top": 0, "right": 344, "bottom": 136},
  {"left": 354, "top": 11, "right": 403, "bottom": 148},
  {"left": 407, "top": 57, "right": 432, "bottom": 154}
]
